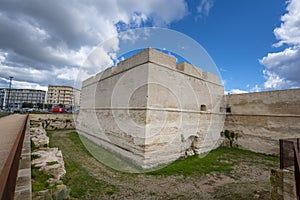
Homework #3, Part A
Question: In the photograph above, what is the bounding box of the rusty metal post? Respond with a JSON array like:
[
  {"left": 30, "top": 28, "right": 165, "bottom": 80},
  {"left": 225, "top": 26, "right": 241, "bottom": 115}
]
[
  {"left": 280, "top": 139, "right": 284, "bottom": 169},
  {"left": 293, "top": 142, "right": 300, "bottom": 200}
]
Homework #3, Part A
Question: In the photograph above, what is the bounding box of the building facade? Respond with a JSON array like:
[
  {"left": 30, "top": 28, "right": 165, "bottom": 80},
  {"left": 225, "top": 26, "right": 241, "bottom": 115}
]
[
  {"left": 0, "top": 88, "right": 46, "bottom": 110},
  {"left": 46, "top": 85, "right": 80, "bottom": 107}
]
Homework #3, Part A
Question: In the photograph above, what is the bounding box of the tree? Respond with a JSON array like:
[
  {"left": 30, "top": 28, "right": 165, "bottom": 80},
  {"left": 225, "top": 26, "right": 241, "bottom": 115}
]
[
  {"left": 58, "top": 104, "right": 64, "bottom": 108},
  {"left": 223, "top": 130, "right": 238, "bottom": 148},
  {"left": 37, "top": 103, "right": 44, "bottom": 109}
]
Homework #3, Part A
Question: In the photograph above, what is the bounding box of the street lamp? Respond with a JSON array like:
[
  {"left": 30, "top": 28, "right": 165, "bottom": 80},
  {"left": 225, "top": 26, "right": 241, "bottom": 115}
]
[{"left": 6, "top": 76, "right": 13, "bottom": 111}]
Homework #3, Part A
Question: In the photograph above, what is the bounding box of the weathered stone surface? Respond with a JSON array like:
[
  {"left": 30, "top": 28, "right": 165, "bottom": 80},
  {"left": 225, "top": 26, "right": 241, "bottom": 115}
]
[
  {"left": 30, "top": 114, "right": 75, "bottom": 130},
  {"left": 270, "top": 168, "right": 297, "bottom": 200},
  {"left": 77, "top": 48, "right": 225, "bottom": 169},
  {"left": 226, "top": 89, "right": 300, "bottom": 115},
  {"left": 15, "top": 117, "right": 31, "bottom": 200},
  {"left": 224, "top": 89, "right": 300, "bottom": 155},
  {"left": 30, "top": 127, "right": 49, "bottom": 147},
  {"left": 32, "top": 148, "right": 66, "bottom": 181}
]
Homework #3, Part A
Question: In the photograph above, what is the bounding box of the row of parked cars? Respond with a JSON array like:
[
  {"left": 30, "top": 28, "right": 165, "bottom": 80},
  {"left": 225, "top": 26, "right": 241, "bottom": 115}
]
[{"left": 1, "top": 107, "right": 79, "bottom": 113}]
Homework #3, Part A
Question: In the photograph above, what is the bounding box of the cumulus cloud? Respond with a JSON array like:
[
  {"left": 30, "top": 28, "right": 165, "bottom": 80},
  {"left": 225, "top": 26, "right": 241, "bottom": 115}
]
[
  {"left": 250, "top": 84, "right": 261, "bottom": 93},
  {"left": 260, "top": 0, "right": 300, "bottom": 89},
  {"left": 225, "top": 89, "right": 248, "bottom": 95},
  {"left": 0, "top": 78, "right": 48, "bottom": 91},
  {"left": 273, "top": 0, "right": 300, "bottom": 47},
  {"left": 225, "top": 84, "right": 261, "bottom": 95},
  {"left": 0, "top": 0, "right": 188, "bottom": 90},
  {"left": 197, "top": 0, "right": 214, "bottom": 17}
]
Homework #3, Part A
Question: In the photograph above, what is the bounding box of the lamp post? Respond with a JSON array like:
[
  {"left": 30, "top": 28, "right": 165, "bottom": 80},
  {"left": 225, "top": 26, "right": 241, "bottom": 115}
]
[{"left": 6, "top": 76, "right": 13, "bottom": 111}]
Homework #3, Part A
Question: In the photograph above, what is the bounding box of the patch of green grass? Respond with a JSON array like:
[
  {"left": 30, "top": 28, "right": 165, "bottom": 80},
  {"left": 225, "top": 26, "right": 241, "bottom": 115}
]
[
  {"left": 148, "top": 147, "right": 233, "bottom": 176},
  {"left": 31, "top": 166, "right": 54, "bottom": 192},
  {"left": 148, "top": 147, "right": 278, "bottom": 176},
  {"left": 47, "top": 161, "right": 58, "bottom": 165},
  {"left": 30, "top": 139, "right": 39, "bottom": 151},
  {"left": 62, "top": 160, "right": 117, "bottom": 198},
  {"left": 47, "top": 130, "right": 119, "bottom": 198},
  {"left": 149, "top": 191, "right": 156, "bottom": 196},
  {"left": 79, "top": 135, "right": 144, "bottom": 173},
  {"left": 31, "top": 154, "right": 40, "bottom": 160},
  {"left": 46, "top": 129, "right": 279, "bottom": 199},
  {"left": 67, "top": 132, "right": 94, "bottom": 156},
  {"left": 0, "top": 112, "right": 10, "bottom": 118}
]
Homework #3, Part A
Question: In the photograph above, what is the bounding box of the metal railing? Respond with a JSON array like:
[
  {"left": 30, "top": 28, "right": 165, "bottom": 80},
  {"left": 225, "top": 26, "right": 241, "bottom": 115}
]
[
  {"left": 280, "top": 138, "right": 300, "bottom": 200},
  {"left": 0, "top": 115, "right": 28, "bottom": 200}
]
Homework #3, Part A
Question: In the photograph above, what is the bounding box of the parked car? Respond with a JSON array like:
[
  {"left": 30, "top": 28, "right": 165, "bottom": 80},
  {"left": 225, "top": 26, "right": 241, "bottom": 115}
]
[{"left": 52, "top": 107, "right": 65, "bottom": 113}]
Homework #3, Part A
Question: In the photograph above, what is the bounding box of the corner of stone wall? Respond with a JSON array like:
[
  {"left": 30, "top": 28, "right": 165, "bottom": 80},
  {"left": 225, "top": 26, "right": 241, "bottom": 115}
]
[
  {"left": 148, "top": 48, "right": 177, "bottom": 68},
  {"left": 202, "top": 71, "right": 221, "bottom": 85},
  {"left": 176, "top": 62, "right": 202, "bottom": 77},
  {"left": 14, "top": 117, "right": 31, "bottom": 200}
]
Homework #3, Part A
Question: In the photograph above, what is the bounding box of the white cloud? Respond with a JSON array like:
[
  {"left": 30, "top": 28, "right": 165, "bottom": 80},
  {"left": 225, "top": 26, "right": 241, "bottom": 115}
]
[
  {"left": 225, "top": 84, "right": 262, "bottom": 95},
  {"left": 273, "top": 0, "right": 300, "bottom": 47},
  {"left": 197, "top": 0, "right": 214, "bottom": 17},
  {"left": 250, "top": 84, "right": 261, "bottom": 92},
  {"left": 0, "top": 77, "right": 48, "bottom": 91},
  {"left": 0, "top": 0, "right": 188, "bottom": 90},
  {"left": 260, "top": 46, "right": 300, "bottom": 89},
  {"left": 12, "top": 80, "right": 48, "bottom": 91},
  {"left": 262, "top": 70, "right": 294, "bottom": 89},
  {"left": 225, "top": 89, "right": 248, "bottom": 95},
  {"left": 260, "top": 0, "right": 300, "bottom": 89}
]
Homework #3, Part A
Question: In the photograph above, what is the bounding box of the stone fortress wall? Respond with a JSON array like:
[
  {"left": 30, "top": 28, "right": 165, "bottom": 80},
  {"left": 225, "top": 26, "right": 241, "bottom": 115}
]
[
  {"left": 224, "top": 88, "right": 300, "bottom": 155},
  {"left": 77, "top": 48, "right": 226, "bottom": 169}
]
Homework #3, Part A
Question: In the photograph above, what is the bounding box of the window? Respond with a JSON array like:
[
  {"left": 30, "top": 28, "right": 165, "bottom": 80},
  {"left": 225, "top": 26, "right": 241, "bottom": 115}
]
[
  {"left": 226, "top": 107, "right": 231, "bottom": 113},
  {"left": 200, "top": 104, "right": 206, "bottom": 111}
]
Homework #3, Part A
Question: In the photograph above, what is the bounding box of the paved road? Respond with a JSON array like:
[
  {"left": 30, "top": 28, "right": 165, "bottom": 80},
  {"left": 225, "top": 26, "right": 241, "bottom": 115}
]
[{"left": 0, "top": 114, "right": 27, "bottom": 173}]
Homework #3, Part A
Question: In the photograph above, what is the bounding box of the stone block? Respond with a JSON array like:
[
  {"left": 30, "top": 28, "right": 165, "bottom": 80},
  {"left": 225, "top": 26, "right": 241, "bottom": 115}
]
[
  {"left": 176, "top": 62, "right": 202, "bottom": 77},
  {"left": 202, "top": 71, "right": 221, "bottom": 84}
]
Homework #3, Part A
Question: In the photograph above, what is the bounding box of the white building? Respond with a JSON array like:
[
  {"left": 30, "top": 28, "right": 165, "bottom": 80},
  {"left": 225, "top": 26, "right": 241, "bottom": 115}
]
[{"left": 0, "top": 88, "right": 46, "bottom": 110}]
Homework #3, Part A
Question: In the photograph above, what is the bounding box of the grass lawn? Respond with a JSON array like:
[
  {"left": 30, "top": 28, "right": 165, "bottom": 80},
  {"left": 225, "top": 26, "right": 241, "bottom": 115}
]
[
  {"left": 0, "top": 112, "right": 10, "bottom": 118},
  {"left": 42, "top": 129, "right": 279, "bottom": 200}
]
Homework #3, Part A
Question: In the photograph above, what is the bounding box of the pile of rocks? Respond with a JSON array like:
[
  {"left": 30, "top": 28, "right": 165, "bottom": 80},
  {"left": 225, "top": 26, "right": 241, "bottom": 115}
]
[
  {"left": 32, "top": 148, "right": 66, "bottom": 185},
  {"left": 30, "top": 126, "right": 66, "bottom": 187},
  {"left": 30, "top": 127, "right": 49, "bottom": 148}
]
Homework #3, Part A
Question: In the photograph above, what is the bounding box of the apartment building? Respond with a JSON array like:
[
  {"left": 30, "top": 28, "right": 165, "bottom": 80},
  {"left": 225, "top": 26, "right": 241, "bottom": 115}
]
[
  {"left": 0, "top": 88, "right": 46, "bottom": 110},
  {"left": 46, "top": 85, "right": 80, "bottom": 107}
]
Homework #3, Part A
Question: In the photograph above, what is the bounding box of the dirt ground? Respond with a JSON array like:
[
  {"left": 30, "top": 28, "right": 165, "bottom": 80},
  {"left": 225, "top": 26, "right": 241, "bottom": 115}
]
[{"left": 39, "top": 130, "right": 278, "bottom": 200}]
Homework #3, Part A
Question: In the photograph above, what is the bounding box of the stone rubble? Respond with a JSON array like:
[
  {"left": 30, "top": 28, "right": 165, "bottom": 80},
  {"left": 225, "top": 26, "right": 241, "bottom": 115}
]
[
  {"left": 30, "top": 127, "right": 49, "bottom": 148},
  {"left": 31, "top": 148, "right": 66, "bottom": 182},
  {"left": 30, "top": 126, "right": 66, "bottom": 186}
]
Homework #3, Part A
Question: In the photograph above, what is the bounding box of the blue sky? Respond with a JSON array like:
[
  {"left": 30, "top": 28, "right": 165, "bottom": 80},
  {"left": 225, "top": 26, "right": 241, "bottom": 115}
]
[
  {"left": 0, "top": 0, "right": 299, "bottom": 93},
  {"left": 171, "top": 0, "right": 287, "bottom": 93}
]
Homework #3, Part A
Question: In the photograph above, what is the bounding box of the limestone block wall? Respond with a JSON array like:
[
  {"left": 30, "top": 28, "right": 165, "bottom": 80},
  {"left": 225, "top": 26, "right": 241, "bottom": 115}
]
[
  {"left": 77, "top": 48, "right": 225, "bottom": 169},
  {"left": 224, "top": 89, "right": 300, "bottom": 155},
  {"left": 30, "top": 114, "right": 75, "bottom": 130}
]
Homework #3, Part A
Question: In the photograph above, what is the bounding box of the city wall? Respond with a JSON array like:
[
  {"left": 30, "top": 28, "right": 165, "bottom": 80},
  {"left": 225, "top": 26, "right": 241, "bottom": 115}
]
[{"left": 224, "top": 89, "right": 300, "bottom": 155}]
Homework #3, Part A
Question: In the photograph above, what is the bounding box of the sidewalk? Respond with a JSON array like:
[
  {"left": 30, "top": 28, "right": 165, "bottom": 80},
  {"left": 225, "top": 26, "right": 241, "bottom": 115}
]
[{"left": 0, "top": 114, "right": 27, "bottom": 173}]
